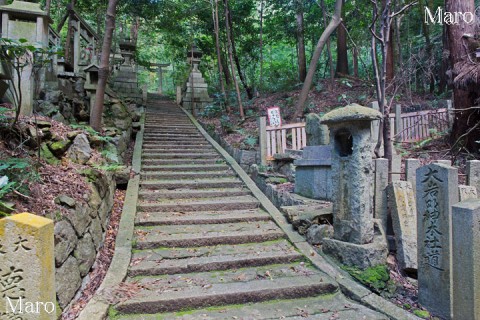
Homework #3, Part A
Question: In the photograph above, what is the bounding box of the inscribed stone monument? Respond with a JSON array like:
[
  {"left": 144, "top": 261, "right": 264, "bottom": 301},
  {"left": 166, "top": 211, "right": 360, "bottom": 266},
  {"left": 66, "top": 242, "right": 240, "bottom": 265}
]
[
  {"left": 416, "top": 163, "right": 458, "bottom": 319},
  {"left": 459, "top": 185, "right": 478, "bottom": 202},
  {"left": 0, "top": 213, "right": 56, "bottom": 319}
]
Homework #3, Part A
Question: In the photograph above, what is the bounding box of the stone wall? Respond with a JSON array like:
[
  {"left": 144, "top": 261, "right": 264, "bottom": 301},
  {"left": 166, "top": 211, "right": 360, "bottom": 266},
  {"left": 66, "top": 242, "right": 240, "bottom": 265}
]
[{"left": 54, "top": 169, "right": 116, "bottom": 311}]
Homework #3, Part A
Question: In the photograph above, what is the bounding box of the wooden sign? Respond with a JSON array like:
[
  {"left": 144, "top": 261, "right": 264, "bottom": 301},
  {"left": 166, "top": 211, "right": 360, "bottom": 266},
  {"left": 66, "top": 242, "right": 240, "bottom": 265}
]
[{"left": 267, "top": 106, "right": 282, "bottom": 127}]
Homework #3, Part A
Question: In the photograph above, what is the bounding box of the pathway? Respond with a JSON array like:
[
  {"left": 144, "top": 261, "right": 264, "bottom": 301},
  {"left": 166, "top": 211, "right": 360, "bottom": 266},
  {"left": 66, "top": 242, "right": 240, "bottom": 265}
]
[{"left": 111, "top": 95, "right": 387, "bottom": 319}]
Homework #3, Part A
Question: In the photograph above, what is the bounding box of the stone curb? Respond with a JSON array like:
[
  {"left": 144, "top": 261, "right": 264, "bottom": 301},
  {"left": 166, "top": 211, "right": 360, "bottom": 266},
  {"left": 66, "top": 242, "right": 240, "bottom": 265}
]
[
  {"left": 76, "top": 112, "right": 145, "bottom": 320},
  {"left": 184, "top": 109, "right": 420, "bottom": 320}
]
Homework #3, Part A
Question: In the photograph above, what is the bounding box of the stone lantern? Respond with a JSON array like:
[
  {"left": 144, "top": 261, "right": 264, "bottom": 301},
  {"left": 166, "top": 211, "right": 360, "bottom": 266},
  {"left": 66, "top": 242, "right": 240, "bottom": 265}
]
[
  {"left": 320, "top": 103, "right": 388, "bottom": 269},
  {"left": 0, "top": 0, "right": 51, "bottom": 115},
  {"left": 111, "top": 39, "right": 142, "bottom": 103},
  {"left": 182, "top": 43, "right": 212, "bottom": 113}
]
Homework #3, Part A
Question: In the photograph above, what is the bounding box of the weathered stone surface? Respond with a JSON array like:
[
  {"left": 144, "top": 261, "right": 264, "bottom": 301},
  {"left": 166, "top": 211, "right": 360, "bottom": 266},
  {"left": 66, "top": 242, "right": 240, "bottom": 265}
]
[
  {"left": 374, "top": 158, "right": 388, "bottom": 231},
  {"left": 306, "top": 224, "right": 333, "bottom": 245},
  {"left": 0, "top": 213, "right": 56, "bottom": 319},
  {"left": 54, "top": 194, "right": 76, "bottom": 208},
  {"left": 54, "top": 220, "right": 78, "bottom": 266},
  {"left": 74, "top": 233, "right": 96, "bottom": 277},
  {"left": 87, "top": 183, "right": 102, "bottom": 211},
  {"left": 467, "top": 160, "right": 480, "bottom": 195},
  {"left": 65, "top": 204, "right": 92, "bottom": 237},
  {"left": 321, "top": 103, "right": 382, "bottom": 124},
  {"left": 114, "top": 166, "right": 131, "bottom": 187},
  {"left": 306, "top": 113, "right": 329, "bottom": 145},
  {"left": 416, "top": 163, "right": 458, "bottom": 319},
  {"left": 67, "top": 133, "right": 92, "bottom": 164},
  {"left": 458, "top": 184, "right": 478, "bottom": 202},
  {"left": 387, "top": 181, "right": 417, "bottom": 271},
  {"left": 452, "top": 200, "right": 480, "bottom": 320},
  {"left": 323, "top": 221, "right": 388, "bottom": 269},
  {"left": 45, "top": 90, "right": 63, "bottom": 104},
  {"left": 52, "top": 112, "right": 67, "bottom": 124},
  {"left": 56, "top": 256, "right": 82, "bottom": 309},
  {"left": 88, "top": 217, "right": 103, "bottom": 251},
  {"left": 36, "top": 101, "right": 57, "bottom": 116}
]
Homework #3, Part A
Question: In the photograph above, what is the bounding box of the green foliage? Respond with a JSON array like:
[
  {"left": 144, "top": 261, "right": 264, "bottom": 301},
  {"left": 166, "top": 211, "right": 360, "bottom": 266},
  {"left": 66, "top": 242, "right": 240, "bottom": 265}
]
[
  {"left": 201, "top": 104, "right": 223, "bottom": 118},
  {"left": 243, "top": 136, "right": 257, "bottom": 149},
  {"left": 70, "top": 124, "right": 113, "bottom": 143},
  {"left": 92, "top": 163, "right": 125, "bottom": 172},
  {"left": 220, "top": 115, "right": 235, "bottom": 133},
  {"left": 0, "top": 157, "right": 39, "bottom": 199},
  {"left": 342, "top": 264, "right": 391, "bottom": 293}
]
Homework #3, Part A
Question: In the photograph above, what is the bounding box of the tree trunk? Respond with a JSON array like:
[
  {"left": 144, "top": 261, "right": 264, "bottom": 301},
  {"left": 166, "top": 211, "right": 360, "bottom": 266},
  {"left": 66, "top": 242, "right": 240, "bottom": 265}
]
[
  {"left": 212, "top": 0, "right": 228, "bottom": 110},
  {"left": 438, "top": 23, "right": 448, "bottom": 94},
  {"left": 385, "top": 25, "right": 394, "bottom": 81},
  {"left": 259, "top": 0, "right": 264, "bottom": 92},
  {"left": 292, "top": 0, "right": 343, "bottom": 119},
  {"left": 45, "top": 0, "right": 51, "bottom": 15},
  {"left": 446, "top": 0, "right": 480, "bottom": 150},
  {"left": 335, "top": 21, "right": 348, "bottom": 76},
  {"left": 320, "top": 0, "right": 334, "bottom": 88},
  {"left": 226, "top": 1, "right": 253, "bottom": 100},
  {"left": 296, "top": 0, "right": 306, "bottom": 82},
  {"left": 90, "top": 0, "right": 118, "bottom": 131},
  {"left": 223, "top": 0, "right": 244, "bottom": 119},
  {"left": 221, "top": 51, "right": 232, "bottom": 87},
  {"left": 130, "top": 16, "right": 140, "bottom": 44}
]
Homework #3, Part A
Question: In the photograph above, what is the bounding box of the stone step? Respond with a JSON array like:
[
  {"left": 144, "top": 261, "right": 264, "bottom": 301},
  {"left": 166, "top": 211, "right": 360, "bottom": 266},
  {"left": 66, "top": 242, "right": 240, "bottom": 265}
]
[
  {"left": 141, "top": 164, "right": 229, "bottom": 172},
  {"left": 135, "top": 208, "right": 270, "bottom": 225},
  {"left": 143, "top": 127, "right": 198, "bottom": 131},
  {"left": 141, "top": 147, "right": 215, "bottom": 153},
  {"left": 137, "top": 196, "right": 260, "bottom": 212},
  {"left": 115, "top": 263, "right": 336, "bottom": 314},
  {"left": 143, "top": 133, "right": 203, "bottom": 138},
  {"left": 133, "top": 220, "right": 284, "bottom": 249},
  {"left": 140, "top": 178, "right": 239, "bottom": 189},
  {"left": 142, "top": 137, "right": 207, "bottom": 143},
  {"left": 127, "top": 239, "right": 302, "bottom": 276},
  {"left": 138, "top": 188, "right": 250, "bottom": 200},
  {"left": 142, "top": 143, "right": 213, "bottom": 149},
  {"left": 142, "top": 153, "right": 219, "bottom": 159},
  {"left": 115, "top": 292, "right": 386, "bottom": 320},
  {"left": 141, "top": 158, "right": 223, "bottom": 166},
  {"left": 141, "top": 170, "right": 234, "bottom": 179}
]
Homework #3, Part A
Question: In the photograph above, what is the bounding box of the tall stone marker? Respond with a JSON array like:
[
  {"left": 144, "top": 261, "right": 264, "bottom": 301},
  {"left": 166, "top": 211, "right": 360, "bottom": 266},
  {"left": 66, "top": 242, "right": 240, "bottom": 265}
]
[
  {"left": 416, "top": 163, "right": 458, "bottom": 319},
  {"left": 388, "top": 181, "right": 417, "bottom": 272},
  {"left": 452, "top": 200, "right": 480, "bottom": 320},
  {"left": 0, "top": 213, "right": 56, "bottom": 319}
]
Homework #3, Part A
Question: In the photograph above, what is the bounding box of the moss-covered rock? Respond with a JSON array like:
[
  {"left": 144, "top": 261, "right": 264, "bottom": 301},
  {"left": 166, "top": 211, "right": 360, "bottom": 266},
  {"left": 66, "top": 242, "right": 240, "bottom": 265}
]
[
  {"left": 40, "top": 143, "right": 60, "bottom": 165},
  {"left": 48, "top": 140, "right": 72, "bottom": 157}
]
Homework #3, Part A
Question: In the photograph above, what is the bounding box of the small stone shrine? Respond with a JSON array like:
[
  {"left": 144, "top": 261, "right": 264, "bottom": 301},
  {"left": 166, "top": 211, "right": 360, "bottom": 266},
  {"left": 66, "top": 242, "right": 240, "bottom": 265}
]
[
  {"left": 181, "top": 44, "right": 212, "bottom": 113},
  {"left": 320, "top": 104, "right": 388, "bottom": 269}
]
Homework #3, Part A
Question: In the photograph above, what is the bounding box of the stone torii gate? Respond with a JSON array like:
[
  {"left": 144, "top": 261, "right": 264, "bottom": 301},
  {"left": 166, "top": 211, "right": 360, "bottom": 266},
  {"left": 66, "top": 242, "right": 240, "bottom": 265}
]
[{"left": 149, "top": 63, "right": 170, "bottom": 95}]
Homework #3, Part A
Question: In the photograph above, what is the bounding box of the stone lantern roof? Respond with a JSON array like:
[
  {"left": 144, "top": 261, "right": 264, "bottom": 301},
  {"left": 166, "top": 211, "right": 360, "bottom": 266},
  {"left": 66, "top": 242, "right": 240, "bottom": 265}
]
[{"left": 320, "top": 103, "right": 382, "bottom": 124}]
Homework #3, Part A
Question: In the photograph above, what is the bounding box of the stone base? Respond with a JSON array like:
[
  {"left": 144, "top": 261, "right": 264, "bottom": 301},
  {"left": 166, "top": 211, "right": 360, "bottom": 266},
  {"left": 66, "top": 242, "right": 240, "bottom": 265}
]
[{"left": 322, "top": 221, "right": 388, "bottom": 269}]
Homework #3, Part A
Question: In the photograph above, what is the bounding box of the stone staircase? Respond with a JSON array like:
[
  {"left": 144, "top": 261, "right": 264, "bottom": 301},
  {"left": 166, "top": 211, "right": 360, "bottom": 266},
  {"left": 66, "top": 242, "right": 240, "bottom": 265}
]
[{"left": 111, "top": 95, "right": 386, "bottom": 319}]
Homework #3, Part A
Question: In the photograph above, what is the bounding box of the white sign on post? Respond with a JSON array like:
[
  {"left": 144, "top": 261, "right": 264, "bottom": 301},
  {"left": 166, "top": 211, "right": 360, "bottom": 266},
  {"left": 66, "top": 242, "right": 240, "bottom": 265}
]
[{"left": 267, "top": 106, "right": 282, "bottom": 127}]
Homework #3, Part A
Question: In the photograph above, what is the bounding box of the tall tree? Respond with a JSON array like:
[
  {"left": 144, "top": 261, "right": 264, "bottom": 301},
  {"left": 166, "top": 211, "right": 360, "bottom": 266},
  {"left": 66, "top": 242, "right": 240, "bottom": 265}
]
[
  {"left": 335, "top": 0, "right": 348, "bottom": 76},
  {"left": 223, "top": 0, "right": 244, "bottom": 119},
  {"left": 446, "top": 0, "right": 480, "bottom": 151},
  {"left": 211, "top": 0, "right": 228, "bottom": 110},
  {"left": 296, "top": 0, "right": 306, "bottom": 82},
  {"left": 259, "top": 0, "right": 265, "bottom": 92},
  {"left": 226, "top": 1, "right": 253, "bottom": 100},
  {"left": 292, "top": 0, "right": 343, "bottom": 120},
  {"left": 90, "top": 0, "right": 118, "bottom": 131}
]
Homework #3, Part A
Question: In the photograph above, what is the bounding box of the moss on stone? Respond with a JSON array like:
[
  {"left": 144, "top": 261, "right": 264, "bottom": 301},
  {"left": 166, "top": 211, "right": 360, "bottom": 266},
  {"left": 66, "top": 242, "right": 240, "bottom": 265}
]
[
  {"left": 40, "top": 143, "right": 60, "bottom": 165},
  {"left": 342, "top": 264, "right": 390, "bottom": 293},
  {"left": 413, "top": 309, "right": 430, "bottom": 319},
  {"left": 320, "top": 103, "right": 382, "bottom": 124}
]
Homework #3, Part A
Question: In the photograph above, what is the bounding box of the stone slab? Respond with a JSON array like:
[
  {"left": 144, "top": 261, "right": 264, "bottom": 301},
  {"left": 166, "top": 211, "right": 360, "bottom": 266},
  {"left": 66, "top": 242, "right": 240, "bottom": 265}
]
[
  {"left": 388, "top": 181, "right": 417, "bottom": 271},
  {"left": 459, "top": 184, "right": 478, "bottom": 202}
]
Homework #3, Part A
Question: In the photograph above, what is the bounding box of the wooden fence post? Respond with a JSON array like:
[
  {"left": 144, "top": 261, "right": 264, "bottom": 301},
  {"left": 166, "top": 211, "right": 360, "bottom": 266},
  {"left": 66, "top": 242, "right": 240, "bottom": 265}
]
[
  {"left": 176, "top": 86, "right": 182, "bottom": 105},
  {"left": 446, "top": 99, "right": 453, "bottom": 127},
  {"left": 258, "top": 117, "right": 267, "bottom": 166}
]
